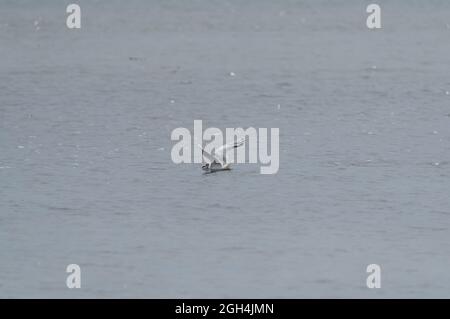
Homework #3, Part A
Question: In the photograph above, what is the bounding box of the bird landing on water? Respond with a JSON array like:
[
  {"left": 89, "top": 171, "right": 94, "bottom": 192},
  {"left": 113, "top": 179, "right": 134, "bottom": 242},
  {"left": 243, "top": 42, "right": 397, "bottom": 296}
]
[{"left": 197, "top": 138, "right": 244, "bottom": 173}]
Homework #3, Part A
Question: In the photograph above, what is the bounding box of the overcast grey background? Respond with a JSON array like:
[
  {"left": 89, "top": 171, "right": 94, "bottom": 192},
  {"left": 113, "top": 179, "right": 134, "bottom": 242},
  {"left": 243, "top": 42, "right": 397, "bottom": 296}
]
[{"left": 1, "top": 0, "right": 449, "bottom": 298}]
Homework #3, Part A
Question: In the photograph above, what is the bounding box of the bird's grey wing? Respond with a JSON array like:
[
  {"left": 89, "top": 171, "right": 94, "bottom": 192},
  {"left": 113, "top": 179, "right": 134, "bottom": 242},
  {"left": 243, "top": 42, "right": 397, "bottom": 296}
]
[{"left": 215, "top": 138, "right": 245, "bottom": 162}]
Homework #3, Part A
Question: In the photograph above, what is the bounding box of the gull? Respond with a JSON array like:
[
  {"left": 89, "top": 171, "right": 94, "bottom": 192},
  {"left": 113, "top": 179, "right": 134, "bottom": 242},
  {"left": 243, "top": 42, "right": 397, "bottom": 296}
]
[{"left": 197, "top": 138, "right": 244, "bottom": 172}]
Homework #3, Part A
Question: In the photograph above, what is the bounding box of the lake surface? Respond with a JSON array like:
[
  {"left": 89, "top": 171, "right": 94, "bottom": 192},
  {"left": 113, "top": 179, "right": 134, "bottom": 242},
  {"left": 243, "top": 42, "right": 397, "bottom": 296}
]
[{"left": 1, "top": 0, "right": 449, "bottom": 298}]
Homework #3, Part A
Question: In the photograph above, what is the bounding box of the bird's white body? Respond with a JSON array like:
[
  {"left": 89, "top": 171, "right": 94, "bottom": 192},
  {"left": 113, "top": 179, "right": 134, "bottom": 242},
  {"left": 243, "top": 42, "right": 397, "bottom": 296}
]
[{"left": 198, "top": 139, "right": 244, "bottom": 173}]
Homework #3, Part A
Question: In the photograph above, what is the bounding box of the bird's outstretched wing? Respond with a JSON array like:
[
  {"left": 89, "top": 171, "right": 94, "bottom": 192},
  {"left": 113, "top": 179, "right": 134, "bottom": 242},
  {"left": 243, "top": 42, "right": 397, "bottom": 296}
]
[
  {"left": 215, "top": 138, "right": 245, "bottom": 163},
  {"left": 197, "top": 144, "right": 223, "bottom": 165}
]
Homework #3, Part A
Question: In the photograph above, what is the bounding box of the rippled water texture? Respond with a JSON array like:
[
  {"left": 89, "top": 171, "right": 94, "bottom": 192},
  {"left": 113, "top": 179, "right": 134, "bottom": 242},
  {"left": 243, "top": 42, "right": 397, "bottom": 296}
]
[{"left": 1, "top": 0, "right": 449, "bottom": 297}]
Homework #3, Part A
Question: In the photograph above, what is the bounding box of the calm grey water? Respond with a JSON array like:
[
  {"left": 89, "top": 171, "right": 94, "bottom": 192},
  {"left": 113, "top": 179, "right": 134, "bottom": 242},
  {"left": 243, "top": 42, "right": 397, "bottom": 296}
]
[{"left": 1, "top": 0, "right": 449, "bottom": 298}]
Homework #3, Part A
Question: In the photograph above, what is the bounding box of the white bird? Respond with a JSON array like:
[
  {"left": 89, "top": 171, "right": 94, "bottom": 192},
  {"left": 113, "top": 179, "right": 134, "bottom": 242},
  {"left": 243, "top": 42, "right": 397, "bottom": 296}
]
[{"left": 198, "top": 138, "right": 245, "bottom": 172}]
